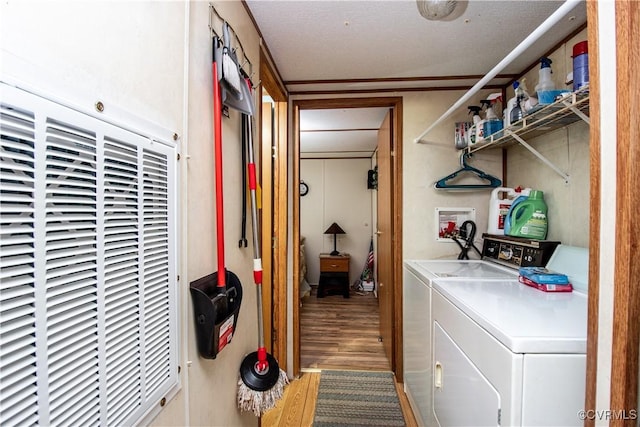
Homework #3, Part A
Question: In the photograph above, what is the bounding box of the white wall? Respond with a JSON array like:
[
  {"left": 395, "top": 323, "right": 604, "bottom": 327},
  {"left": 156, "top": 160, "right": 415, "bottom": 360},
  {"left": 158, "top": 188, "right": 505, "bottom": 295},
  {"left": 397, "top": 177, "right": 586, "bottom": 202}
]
[
  {"left": 507, "top": 28, "right": 590, "bottom": 247},
  {"left": 301, "top": 158, "right": 373, "bottom": 286},
  {"left": 184, "top": 2, "right": 260, "bottom": 426},
  {"left": 292, "top": 90, "right": 504, "bottom": 263},
  {"left": 1, "top": 1, "right": 261, "bottom": 426},
  {"left": 401, "top": 89, "right": 504, "bottom": 260},
  {"left": 507, "top": 122, "right": 589, "bottom": 246}
]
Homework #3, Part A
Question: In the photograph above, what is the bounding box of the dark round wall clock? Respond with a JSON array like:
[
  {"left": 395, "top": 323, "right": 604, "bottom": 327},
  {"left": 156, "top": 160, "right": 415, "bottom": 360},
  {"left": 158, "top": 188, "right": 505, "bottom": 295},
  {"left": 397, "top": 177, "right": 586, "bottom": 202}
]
[{"left": 300, "top": 181, "right": 309, "bottom": 196}]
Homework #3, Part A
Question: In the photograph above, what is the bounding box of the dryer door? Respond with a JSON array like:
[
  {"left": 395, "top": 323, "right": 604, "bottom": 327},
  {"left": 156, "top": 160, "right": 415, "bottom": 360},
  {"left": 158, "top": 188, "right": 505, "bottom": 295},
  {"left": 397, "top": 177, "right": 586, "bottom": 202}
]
[{"left": 433, "top": 321, "right": 501, "bottom": 426}]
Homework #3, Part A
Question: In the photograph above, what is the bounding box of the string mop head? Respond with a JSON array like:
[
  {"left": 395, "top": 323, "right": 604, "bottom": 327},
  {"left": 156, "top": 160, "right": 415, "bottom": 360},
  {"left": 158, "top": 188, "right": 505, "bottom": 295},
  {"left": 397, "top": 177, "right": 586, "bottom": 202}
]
[{"left": 237, "top": 367, "right": 289, "bottom": 416}]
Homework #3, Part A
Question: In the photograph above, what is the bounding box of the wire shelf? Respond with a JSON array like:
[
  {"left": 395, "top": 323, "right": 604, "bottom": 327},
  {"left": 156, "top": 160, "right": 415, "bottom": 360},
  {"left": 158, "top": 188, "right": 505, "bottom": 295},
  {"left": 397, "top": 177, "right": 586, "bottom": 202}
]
[{"left": 468, "top": 87, "right": 590, "bottom": 153}]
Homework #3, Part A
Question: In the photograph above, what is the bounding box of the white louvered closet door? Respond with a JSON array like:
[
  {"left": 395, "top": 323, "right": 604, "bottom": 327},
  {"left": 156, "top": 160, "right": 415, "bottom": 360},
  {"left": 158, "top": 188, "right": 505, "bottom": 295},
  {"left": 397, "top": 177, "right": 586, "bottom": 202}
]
[{"left": 0, "top": 83, "right": 178, "bottom": 427}]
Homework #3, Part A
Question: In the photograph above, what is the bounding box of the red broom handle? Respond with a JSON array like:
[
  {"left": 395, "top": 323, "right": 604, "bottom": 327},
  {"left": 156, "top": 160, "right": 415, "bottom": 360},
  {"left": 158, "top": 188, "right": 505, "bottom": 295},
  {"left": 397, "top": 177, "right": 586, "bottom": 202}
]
[{"left": 213, "top": 61, "right": 226, "bottom": 288}]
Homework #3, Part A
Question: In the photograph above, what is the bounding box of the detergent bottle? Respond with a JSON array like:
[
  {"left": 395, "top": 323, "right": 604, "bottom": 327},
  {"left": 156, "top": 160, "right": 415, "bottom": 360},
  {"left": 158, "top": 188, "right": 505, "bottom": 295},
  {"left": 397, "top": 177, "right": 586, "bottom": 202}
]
[
  {"left": 506, "top": 190, "right": 548, "bottom": 240},
  {"left": 503, "top": 188, "right": 532, "bottom": 235},
  {"left": 468, "top": 106, "right": 482, "bottom": 144},
  {"left": 487, "top": 187, "right": 516, "bottom": 235}
]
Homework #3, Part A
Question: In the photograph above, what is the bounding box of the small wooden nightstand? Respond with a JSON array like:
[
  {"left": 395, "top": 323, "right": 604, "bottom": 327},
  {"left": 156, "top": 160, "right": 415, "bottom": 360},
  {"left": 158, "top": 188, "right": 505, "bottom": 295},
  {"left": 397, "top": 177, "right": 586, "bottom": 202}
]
[{"left": 317, "top": 253, "right": 350, "bottom": 298}]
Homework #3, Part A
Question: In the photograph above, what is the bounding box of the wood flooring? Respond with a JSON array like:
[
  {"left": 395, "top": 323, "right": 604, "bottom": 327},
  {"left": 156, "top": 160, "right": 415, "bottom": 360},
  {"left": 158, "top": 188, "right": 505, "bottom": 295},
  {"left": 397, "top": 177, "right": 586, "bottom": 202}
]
[
  {"left": 260, "top": 289, "right": 419, "bottom": 426},
  {"left": 300, "top": 288, "right": 389, "bottom": 370},
  {"left": 261, "top": 371, "right": 418, "bottom": 427}
]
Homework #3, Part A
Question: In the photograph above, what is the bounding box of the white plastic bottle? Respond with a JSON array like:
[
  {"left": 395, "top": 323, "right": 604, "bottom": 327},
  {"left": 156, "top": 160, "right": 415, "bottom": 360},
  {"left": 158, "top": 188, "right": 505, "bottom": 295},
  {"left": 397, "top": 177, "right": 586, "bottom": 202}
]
[
  {"left": 520, "top": 77, "right": 538, "bottom": 112},
  {"left": 482, "top": 98, "right": 503, "bottom": 138},
  {"left": 509, "top": 82, "right": 526, "bottom": 125},
  {"left": 535, "top": 57, "right": 555, "bottom": 103},
  {"left": 505, "top": 81, "right": 519, "bottom": 128},
  {"left": 488, "top": 187, "right": 516, "bottom": 235},
  {"left": 487, "top": 187, "right": 531, "bottom": 235},
  {"left": 468, "top": 106, "right": 482, "bottom": 144}
]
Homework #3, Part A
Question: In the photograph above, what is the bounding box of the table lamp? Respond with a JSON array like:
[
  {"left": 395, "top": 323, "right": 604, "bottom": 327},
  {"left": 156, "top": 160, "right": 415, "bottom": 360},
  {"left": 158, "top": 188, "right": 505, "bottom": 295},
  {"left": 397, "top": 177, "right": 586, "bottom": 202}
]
[{"left": 324, "top": 222, "right": 346, "bottom": 256}]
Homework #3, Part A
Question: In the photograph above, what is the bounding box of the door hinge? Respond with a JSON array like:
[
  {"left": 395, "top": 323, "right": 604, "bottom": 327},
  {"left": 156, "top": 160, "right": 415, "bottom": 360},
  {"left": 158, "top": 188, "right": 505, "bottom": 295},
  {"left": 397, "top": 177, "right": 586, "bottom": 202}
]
[
  {"left": 272, "top": 145, "right": 277, "bottom": 159},
  {"left": 497, "top": 409, "right": 501, "bottom": 425},
  {"left": 177, "top": 153, "right": 181, "bottom": 160},
  {"left": 390, "top": 150, "right": 396, "bottom": 157},
  {"left": 272, "top": 328, "right": 277, "bottom": 342}
]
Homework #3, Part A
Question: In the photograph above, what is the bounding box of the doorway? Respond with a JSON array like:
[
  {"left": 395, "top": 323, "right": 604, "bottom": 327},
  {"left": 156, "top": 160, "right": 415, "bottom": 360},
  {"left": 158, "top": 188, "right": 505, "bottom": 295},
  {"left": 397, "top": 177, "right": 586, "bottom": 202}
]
[{"left": 292, "top": 97, "right": 404, "bottom": 379}]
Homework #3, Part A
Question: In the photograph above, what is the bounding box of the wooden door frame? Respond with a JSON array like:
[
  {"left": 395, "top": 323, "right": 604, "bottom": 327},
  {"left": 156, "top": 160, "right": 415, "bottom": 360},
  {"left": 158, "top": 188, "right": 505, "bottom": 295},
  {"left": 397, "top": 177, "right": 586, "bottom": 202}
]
[
  {"left": 609, "top": 1, "right": 640, "bottom": 419},
  {"left": 260, "top": 49, "right": 288, "bottom": 368},
  {"left": 292, "top": 97, "right": 404, "bottom": 379},
  {"left": 585, "top": 1, "right": 640, "bottom": 424}
]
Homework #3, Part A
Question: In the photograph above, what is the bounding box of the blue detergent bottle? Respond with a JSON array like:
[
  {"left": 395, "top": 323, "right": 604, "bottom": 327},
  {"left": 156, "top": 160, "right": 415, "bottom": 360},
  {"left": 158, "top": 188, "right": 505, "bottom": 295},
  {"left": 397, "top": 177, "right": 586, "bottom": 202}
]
[
  {"left": 503, "top": 189, "right": 530, "bottom": 235},
  {"left": 506, "top": 190, "right": 548, "bottom": 240}
]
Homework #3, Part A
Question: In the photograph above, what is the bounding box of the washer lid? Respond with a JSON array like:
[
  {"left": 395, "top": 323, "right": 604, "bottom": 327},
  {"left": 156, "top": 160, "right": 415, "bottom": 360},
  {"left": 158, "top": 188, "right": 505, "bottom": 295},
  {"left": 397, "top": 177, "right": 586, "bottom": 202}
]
[
  {"left": 433, "top": 278, "right": 587, "bottom": 354},
  {"left": 405, "top": 260, "right": 517, "bottom": 284}
]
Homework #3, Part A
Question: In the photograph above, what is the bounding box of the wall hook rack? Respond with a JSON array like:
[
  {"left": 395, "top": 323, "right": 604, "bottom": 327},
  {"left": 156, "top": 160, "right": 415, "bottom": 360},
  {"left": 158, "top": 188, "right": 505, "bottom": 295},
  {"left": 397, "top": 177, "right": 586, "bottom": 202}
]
[{"left": 209, "top": 3, "right": 254, "bottom": 80}]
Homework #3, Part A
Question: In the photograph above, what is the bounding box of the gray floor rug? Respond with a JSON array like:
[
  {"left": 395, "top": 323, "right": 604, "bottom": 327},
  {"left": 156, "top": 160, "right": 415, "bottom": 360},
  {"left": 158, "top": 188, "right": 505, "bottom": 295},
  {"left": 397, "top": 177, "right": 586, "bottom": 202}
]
[{"left": 313, "top": 370, "right": 406, "bottom": 426}]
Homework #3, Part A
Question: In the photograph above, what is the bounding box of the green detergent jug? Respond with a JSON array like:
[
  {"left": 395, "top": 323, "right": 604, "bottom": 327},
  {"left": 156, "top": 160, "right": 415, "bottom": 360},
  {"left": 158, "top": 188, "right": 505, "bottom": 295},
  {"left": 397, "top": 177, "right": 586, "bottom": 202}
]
[{"left": 506, "top": 190, "right": 548, "bottom": 239}]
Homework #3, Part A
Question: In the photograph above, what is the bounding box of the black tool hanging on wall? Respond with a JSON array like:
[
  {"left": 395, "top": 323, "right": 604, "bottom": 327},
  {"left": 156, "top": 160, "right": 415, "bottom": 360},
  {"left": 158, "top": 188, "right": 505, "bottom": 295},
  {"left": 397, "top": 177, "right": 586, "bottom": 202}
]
[
  {"left": 239, "top": 113, "right": 248, "bottom": 248},
  {"left": 189, "top": 37, "right": 243, "bottom": 360}
]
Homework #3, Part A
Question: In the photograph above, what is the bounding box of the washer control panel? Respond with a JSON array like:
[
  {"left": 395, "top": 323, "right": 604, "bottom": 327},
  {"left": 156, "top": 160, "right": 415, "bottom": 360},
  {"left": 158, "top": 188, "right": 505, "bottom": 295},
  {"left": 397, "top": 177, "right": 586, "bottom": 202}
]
[{"left": 482, "top": 234, "right": 560, "bottom": 269}]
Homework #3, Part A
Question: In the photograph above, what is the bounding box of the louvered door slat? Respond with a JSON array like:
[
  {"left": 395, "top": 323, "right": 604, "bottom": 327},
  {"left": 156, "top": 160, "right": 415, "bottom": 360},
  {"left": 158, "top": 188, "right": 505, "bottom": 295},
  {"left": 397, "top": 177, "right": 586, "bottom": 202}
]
[
  {"left": 45, "top": 113, "right": 100, "bottom": 425},
  {"left": 0, "top": 320, "right": 36, "bottom": 352},
  {"left": 0, "top": 341, "right": 36, "bottom": 379},
  {"left": 103, "top": 135, "right": 143, "bottom": 425},
  {"left": 0, "top": 252, "right": 33, "bottom": 270},
  {"left": 104, "top": 298, "right": 138, "bottom": 324},
  {"left": 1, "top": 82, "right": 177, "bottom": 426},
  {"left": 0, "top": 275, "right": 33, "bottom": 290},
  {"left": 1, "top": 389, "right": 39, "bottom": 425},
  {"left": 0, "top": 99, "right": 38, "bottom": 426},
  {"left": 47, "top": 310, "right": 96, "bottom": 346}
]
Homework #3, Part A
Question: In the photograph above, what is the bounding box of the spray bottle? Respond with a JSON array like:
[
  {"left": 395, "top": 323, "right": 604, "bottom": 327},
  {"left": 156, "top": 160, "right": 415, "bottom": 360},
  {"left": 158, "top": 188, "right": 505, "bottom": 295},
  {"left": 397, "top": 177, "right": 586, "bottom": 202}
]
[
  {"left": 467, "top": 106, "right": 482, "bottom": 144},
  {"left": 535, "top": 57, "right": 556, "bottom": 103},
  {"left": 505, "top": 82, "right": 519, "bottom": 128},
  {"left": 520, "top": 78, "right": 538, "bottom": 112},
  {"left": 481, "top": 96, "right": 503, "bottom": 138},
  {"left": 509, "top": 82, "right": 527, "bottom": 125},
  {"left": 477, "top": 101, "right": 490, "bottom": 142}
]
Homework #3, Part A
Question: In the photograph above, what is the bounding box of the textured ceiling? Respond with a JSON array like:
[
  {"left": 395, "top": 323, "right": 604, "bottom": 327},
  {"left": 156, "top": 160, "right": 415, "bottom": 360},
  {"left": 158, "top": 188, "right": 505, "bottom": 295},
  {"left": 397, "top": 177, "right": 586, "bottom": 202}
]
[{"left": 245, "top": 0, "right": 587, "bottom": 156}]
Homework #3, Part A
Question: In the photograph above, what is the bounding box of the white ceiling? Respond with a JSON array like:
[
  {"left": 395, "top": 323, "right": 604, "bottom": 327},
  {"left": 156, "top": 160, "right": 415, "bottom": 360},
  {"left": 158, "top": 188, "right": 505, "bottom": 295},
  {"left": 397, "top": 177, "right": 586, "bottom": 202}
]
[
  {"left": 245, "top": 0, "right": 587, "bottom": 157},
  {"left": 299, "top": 107, "right": 389, "bottom": 158}
]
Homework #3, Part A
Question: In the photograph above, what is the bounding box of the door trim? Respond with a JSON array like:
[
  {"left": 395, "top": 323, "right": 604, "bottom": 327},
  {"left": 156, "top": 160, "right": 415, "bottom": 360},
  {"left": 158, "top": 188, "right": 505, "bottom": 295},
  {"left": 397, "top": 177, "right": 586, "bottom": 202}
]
[
  {"left": 585, "top": 1, "right": 640, "bottom": 422},
  {"left": 260, "top": 48, "right": 288, "bottom": 366},
  {"left": 608, "top": 0, "right": 640, "bottom": 422},
  {"left": 292, "top": 97, "right": 403, "bottom": 379}
]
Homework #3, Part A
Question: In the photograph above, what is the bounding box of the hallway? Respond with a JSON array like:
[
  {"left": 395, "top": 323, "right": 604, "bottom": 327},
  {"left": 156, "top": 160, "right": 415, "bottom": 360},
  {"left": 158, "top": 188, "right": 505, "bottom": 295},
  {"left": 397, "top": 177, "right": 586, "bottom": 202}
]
[{"left": 300, "top": 289, "right": 389, "bottom": 370}]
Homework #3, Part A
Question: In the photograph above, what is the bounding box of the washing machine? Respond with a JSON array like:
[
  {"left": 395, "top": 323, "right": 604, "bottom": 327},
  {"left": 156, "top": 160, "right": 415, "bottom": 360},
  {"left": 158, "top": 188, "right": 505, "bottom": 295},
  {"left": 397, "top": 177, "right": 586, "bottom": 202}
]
[
  {"left": 403, "top": 259, "right": 519, "bottom": 426},
  {"left": 403, "top": 236, "right": 580, "bottom": 427},
  {"left": 431, "top": 268, "right": 587, "bottom": 426}
]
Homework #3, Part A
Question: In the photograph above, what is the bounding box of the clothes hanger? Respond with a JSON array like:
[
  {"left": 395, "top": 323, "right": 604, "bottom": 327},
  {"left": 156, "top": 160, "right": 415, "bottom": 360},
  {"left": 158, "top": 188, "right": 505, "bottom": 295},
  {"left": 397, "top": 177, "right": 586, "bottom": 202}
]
[{"left": 434, "top": 152, "right": 502, "bottom": 190}]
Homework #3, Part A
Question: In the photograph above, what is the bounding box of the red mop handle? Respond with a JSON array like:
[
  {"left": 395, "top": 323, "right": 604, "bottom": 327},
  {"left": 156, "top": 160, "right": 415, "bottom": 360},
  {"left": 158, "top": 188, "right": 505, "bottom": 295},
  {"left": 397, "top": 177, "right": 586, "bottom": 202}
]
[
  {"left": 249, "top": 161, "right": 265, "bottom": 369},
  {"left": 248, "top": 162, "right": 262, "bottom": 286},
  {"left": 213, "top": 61, "right": 226, "bottom": 287}
]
